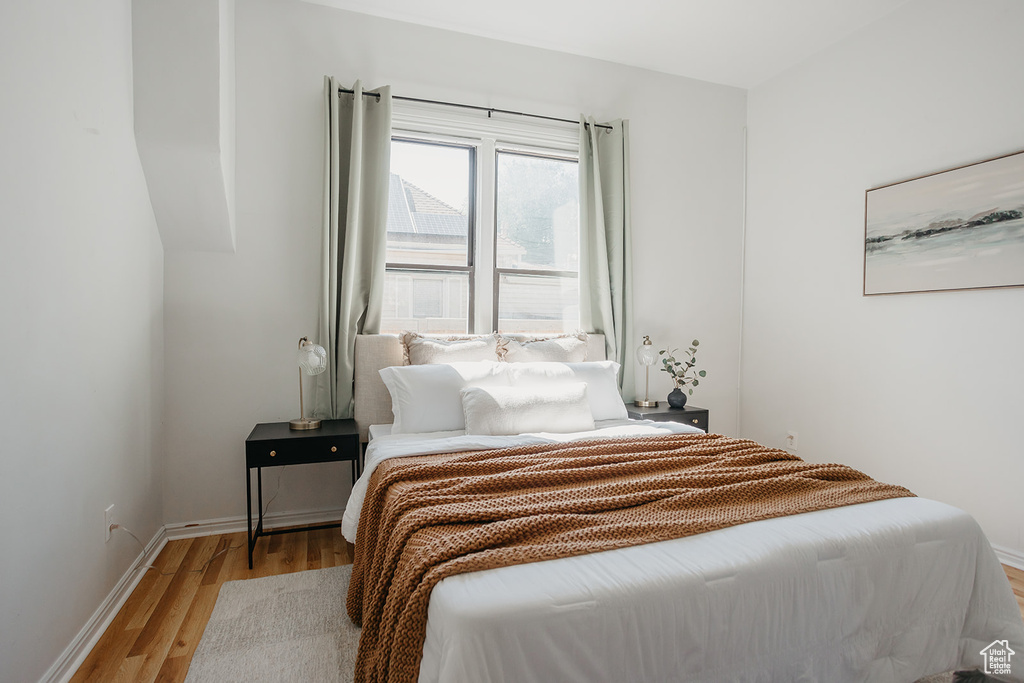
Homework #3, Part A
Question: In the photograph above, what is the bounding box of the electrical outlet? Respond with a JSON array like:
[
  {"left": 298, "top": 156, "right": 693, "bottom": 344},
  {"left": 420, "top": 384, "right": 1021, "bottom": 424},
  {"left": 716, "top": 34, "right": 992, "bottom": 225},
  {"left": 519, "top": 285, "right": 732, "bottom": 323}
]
[
  {"left": 785, "top": 431, "right": 798, "bottom": 452},
  {"left": 104, "top": 504, "right": 116, "bottom": 543}
]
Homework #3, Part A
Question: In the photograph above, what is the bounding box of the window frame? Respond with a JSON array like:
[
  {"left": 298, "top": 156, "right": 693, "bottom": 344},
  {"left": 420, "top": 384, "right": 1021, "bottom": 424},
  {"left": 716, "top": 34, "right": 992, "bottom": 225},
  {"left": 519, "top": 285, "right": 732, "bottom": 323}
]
[
  {"left": 387, "top": 102, "right": 580, "bottom": 335},
  {"left": 490, "top": 147, "right": 580, "bottom": 333},
  {"left": 385, "top": 136, "right": 478, "bottom": 331}
]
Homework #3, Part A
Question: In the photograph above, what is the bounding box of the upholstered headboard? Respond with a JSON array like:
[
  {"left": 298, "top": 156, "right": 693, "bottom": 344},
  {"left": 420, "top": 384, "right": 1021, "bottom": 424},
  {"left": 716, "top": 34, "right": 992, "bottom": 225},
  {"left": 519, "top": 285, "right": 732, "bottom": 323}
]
[{"left": 353, "top": 333, "right": 606, "bottom": 441}]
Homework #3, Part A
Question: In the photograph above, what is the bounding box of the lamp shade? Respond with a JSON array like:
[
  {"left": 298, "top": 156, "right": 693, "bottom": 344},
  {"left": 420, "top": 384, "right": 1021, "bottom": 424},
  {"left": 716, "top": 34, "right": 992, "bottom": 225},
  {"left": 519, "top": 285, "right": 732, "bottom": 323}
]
[
  {"left": 298, "top": 341, "right": 327, "bottom": 376},
  {"left": 636, "top": 336, "right": 656, "bottom": 367}
]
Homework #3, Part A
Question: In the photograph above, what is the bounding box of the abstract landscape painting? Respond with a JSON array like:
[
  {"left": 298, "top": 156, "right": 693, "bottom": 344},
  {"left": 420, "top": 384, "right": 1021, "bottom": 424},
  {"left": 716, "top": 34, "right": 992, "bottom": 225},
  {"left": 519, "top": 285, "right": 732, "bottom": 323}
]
[{"left": 864, "top": 150, "right": 1024, "bottom": 295}]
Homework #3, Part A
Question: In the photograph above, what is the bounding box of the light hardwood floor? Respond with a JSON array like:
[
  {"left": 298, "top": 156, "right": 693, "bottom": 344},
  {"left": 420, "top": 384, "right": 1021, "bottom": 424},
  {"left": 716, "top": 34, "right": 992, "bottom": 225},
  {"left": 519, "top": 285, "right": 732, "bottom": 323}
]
[
  {"left": 71, "top": 526, "right": 351, "bottom": 683},
  {"left": 73, "top": 528, "right": 1024, "bottom": 683},
  {"left": 1007, "top": 563, "right": 1024, "bottom": 618}
]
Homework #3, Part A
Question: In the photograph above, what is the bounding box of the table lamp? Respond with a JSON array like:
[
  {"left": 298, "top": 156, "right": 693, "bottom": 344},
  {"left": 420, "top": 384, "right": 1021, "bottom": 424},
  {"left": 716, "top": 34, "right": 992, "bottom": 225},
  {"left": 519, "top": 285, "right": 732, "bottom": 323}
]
[
  {"left": 634, "top": 335, "right": 658, "bottom": 407},
  {"left": 291, "top": 336, "right": 327, "bottom": 430}
]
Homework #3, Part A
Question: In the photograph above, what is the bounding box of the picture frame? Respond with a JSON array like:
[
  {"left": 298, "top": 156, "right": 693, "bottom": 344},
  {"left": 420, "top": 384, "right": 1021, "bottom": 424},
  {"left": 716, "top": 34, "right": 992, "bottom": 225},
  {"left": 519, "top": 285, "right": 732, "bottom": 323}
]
[{"left": 863, "top": 149, "right": 1024, "bottom": 296}]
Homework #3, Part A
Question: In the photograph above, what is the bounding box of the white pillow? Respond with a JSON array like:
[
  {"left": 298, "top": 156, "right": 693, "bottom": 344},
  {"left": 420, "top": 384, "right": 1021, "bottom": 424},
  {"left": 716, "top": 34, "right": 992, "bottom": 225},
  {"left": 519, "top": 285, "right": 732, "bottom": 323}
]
[
  {"left": 505, "top": 361, "right": 627, "bottom": 422},
  {"left": 379, "top": 361, "right": 510, "bottom": 434},
  {"left": 499, "top": 332, "right": 588, "bottom": 362},
  {"left": 461, "top": 383, "right": 595, "bottom": 436},
  {"left": 401, "top": 332, "right": 499, "bottom": 365}
]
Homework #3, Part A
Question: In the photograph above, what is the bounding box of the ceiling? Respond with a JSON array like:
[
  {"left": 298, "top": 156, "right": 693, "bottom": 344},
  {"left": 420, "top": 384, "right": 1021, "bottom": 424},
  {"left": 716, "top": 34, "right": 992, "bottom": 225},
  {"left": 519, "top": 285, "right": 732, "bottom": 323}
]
[{"left": 303, "top": 0, "right": 910, "bottom": 89}]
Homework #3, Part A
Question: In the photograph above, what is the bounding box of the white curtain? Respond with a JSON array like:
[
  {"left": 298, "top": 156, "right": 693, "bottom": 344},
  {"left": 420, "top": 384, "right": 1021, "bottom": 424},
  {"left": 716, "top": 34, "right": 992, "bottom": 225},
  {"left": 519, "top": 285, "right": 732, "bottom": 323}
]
[
  {"left": 313, "top": 78, "right": 392, "bottom": 419},
  {"left": 578, "top": 117, "right": 636, "bottom": 402}
]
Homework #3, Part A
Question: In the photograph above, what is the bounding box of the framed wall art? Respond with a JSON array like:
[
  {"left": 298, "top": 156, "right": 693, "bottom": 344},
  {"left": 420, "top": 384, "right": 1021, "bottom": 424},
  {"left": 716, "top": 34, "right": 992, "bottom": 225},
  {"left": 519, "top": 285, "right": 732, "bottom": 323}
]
[{"left": 864, "top": 149, "right": 1024, "bottom": 295}]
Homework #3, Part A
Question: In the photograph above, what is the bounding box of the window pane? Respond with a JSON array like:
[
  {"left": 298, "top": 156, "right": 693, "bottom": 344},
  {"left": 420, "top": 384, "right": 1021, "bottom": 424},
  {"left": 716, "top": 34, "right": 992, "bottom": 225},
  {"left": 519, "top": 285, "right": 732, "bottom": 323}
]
[
  {"left": 381, "top": 269, "right": 469, "bottom": 335},
  {"left": 496, "top": 152, "right": 579, "bottom": 271},
  {"left": 412, "top": 280, "right": 443, "bottom": 318},
  {"left": 387, "top": 140, "right": 471, "bottom": 267},
  {"left": 497, "top": 272, "right": 579, "bottom": 333}
]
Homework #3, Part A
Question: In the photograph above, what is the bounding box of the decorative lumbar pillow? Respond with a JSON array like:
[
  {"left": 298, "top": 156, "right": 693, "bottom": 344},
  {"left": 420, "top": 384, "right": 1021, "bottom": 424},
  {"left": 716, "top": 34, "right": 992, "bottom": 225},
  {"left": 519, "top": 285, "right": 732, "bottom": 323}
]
[
  {"left": 498, "top": 332, "right": 589, "bottom": 362},
  {"left": 401, "top": 332, "right": 500, "bottom": 365},
  {"left": 460, "top": 383, "right": 595, "bottom": 436},
  {"left": 505, "top": 361, "right": 627, "bottom": 422},
  {"left": 379, "top": 361, "right": 510, "bottom": 434}
]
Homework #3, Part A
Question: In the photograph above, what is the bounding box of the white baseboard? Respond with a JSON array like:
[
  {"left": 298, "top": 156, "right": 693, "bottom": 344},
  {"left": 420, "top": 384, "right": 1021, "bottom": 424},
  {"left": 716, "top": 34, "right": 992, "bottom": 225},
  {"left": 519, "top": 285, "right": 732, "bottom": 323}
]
[
  {"left": 993, "top": 543, "right": 1024, "bottom": 571},
  {"left": 39, "top": 526, "right": 168, "bottom": 683},
  {"left": 164, "top": 507, "right": 345, "bottom": 540},
  {"left": 40, "top": 507, "right": 344, "bottom": 683}
]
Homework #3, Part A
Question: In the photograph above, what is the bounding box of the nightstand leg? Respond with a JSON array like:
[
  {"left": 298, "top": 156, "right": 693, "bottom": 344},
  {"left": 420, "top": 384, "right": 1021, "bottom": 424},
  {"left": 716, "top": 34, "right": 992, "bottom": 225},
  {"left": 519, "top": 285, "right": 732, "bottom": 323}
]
[
  {"left": 257, "top": 467, "right": 263, "bottom": 529},
  {"left": 252, "top": 467, "right": 264, "bottom": 570},
  {"left": 246, "top": 468, "right": 253, "bottom": 569}
]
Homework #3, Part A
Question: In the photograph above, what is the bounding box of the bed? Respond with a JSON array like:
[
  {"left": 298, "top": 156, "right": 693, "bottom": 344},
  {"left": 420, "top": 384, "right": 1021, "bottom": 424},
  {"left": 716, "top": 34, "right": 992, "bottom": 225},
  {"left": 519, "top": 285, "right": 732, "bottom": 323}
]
[{"left": 345, "top": 333, "right": 1024, "bottom": 683}]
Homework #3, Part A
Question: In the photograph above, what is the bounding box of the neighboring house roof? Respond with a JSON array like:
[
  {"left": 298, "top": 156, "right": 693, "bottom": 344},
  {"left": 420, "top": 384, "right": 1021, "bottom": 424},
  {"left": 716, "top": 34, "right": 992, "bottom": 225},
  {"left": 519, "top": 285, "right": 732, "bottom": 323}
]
[
  {"left": 403, "top": 180, "right": 460, "bottom": 216},
  {"left": 387, "top": 173, "right": 467, "bottom": 241},
  {"left": 385, "top": 174, "right": 526, "bottom": 264},
  {"left": 410, "top": 212, "right": 466, "bottom": 238},
  {"left": 386, "top": 173, "right": 416, "bottom": 235}
]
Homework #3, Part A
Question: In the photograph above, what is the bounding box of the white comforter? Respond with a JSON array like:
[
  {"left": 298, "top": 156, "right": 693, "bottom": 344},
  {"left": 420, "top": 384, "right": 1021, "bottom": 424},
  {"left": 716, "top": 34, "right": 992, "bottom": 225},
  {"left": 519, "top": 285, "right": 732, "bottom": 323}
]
[{"left": 344, "top": 423, "right": 1024, "bottom": 683}]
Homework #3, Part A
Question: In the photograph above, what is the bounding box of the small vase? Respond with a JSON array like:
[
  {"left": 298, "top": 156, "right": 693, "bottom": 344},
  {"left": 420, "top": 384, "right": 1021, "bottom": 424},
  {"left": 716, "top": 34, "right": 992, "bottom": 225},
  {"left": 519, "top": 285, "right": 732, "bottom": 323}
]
[{"left": 667, "top": 387, "right": 687, "bottom": 409}]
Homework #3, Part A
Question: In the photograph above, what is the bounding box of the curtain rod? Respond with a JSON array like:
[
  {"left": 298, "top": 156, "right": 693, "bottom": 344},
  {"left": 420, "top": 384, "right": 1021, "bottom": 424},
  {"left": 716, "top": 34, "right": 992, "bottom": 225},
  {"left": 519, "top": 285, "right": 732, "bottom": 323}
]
[{"left": 337, "top": 87, "right": 613, "bottom": 131}]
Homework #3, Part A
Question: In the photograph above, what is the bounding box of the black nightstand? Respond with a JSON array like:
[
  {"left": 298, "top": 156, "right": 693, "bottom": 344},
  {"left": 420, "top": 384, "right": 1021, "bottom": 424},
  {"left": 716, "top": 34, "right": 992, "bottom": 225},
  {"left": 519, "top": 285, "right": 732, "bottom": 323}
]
[
  {"left": 244, "top": 419, "right": 360, "bottom": 568},
  {"left": 627, "top": 403, "right": 709, "bottom": 432}
]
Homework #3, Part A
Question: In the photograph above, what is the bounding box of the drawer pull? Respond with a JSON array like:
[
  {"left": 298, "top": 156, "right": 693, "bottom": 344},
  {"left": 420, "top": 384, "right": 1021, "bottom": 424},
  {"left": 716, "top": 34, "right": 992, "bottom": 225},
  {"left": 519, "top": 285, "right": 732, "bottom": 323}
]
[
  {"left": 691, "top": 419, "right": 699, "bottom": 424},
  {"left": 270, "top": 450, "right": 276, "bottom": 457},
  {"left": 331, "top": 446, "right": 337, "bottom": 453}
]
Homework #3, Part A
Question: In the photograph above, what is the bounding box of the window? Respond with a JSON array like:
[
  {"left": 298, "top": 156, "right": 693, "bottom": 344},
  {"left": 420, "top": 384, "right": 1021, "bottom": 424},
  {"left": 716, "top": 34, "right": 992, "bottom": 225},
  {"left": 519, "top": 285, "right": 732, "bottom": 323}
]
[
  {"left": 494, "top": 151, "right": 579, "bottom": 332},
  {"left": 381, "top": 139, "right": 473, "bottom": 334},
  {"left": 381, "top": 126, "right": 579, "bottom": 335}
]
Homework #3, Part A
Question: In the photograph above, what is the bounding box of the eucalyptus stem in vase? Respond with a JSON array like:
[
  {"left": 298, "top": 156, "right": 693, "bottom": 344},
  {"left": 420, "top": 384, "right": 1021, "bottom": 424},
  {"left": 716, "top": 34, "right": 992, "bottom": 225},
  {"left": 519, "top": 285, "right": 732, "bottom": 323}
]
[{"left": 658, "top": 340, "right": 706, "bottom": 408}]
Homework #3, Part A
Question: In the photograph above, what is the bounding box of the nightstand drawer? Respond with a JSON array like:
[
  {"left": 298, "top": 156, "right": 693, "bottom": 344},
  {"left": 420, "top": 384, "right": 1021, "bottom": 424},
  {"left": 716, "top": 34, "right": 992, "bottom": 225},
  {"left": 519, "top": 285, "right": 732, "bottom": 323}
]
[
  {"left": 626, "top": 404, "right": 709, "bottom": 432},
  {"left": 681, "top": 412, "right": 709, "bottom": 432},
  {"left": 245, "top": 420, "right": 361, "bottom": 468},
  {"left": 246, "top": 434, "right": 357, "bottom": 468}
]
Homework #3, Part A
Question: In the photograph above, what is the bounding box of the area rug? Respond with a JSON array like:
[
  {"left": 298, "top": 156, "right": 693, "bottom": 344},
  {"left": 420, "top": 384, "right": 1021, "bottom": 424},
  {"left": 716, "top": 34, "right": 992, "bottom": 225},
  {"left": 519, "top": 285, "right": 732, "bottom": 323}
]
[
  {"left": 186, "top": 564, "right": 963, "bottom": 682},
  {"left": 185, "top": 565, "right": 359, "bottom": 683}
]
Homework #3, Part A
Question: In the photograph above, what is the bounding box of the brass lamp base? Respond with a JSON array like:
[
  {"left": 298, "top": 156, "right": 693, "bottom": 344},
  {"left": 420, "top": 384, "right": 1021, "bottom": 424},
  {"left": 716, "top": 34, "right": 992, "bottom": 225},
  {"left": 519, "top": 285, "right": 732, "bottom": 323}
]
[
  {"left": 289, "top": 417, "right": 322, "bottom": 430},
  {"left": 634, "top": 399, "right": 659, "bottom": 408}
]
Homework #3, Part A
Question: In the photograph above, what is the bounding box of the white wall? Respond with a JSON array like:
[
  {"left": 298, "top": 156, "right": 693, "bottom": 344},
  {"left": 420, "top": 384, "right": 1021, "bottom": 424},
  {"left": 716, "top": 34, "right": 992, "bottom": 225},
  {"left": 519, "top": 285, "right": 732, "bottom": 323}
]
[
  {"left": 0, "top": 2, "right": 164, "bottom": 681},
  {"left": 133, "top": 0, "right": 236, "bottom": 253},
  {"left": 162, "top": 0, "right": 746, "bottom": 524},
  {"left": 743, "top": 0, "right": 1024, "bottom": 553}
]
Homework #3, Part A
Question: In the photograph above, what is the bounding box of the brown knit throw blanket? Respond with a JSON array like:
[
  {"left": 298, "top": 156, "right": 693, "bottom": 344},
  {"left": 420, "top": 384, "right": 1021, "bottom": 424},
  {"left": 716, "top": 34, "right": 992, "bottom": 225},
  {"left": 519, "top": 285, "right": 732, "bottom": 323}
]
[{"left": 346, "top": 433, "right": 914, "bottom": 683}]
